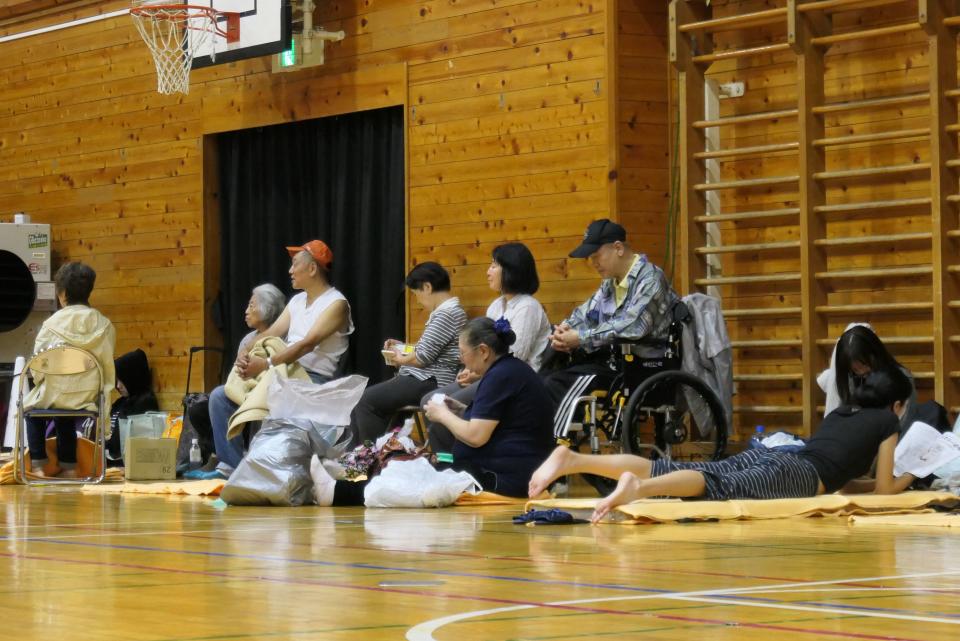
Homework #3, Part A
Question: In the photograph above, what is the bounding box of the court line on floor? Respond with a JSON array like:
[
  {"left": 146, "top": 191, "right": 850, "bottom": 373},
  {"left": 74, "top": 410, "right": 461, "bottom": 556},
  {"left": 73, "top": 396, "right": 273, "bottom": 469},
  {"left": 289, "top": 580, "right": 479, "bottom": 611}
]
[
  {"left": 21, "top": 528, "right": 960, "bottom": 615},
  {"left": 405, "top": 569, "right": 960, "bottom": 641}
]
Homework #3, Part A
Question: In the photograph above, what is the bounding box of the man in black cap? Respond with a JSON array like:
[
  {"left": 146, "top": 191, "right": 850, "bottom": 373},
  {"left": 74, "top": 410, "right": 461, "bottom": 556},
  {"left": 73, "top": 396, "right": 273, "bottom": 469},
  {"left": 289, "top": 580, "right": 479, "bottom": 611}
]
[{"left": 546, "top": 218, "right": 679, "bottom": 438}]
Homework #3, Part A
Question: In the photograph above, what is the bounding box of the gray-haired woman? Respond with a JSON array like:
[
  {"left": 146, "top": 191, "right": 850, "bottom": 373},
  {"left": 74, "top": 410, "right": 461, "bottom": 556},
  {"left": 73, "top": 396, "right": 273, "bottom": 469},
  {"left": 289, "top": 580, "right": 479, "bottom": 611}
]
[{"left": 238, "top": 283, "right": 286, "bottom": 355}]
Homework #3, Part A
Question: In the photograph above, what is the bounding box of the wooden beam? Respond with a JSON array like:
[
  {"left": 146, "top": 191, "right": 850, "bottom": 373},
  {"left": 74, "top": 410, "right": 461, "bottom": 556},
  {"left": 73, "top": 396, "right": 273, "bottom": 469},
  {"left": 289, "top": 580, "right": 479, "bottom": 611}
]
[
  {"left": 812, "top": 232, "right": 932, "bottom": 246},
  {"left": 694, "top": 272, "right": 802, "bottom": 286},
  {"left": 812, "top": 128, "right": 930, "bottom": 147},
  {"left": 692, "top": 42, "right": 791, "bottom": 64},
  {"left": 815, "top": 265, "right": 933, "bottom": 279},
  {"left": 799, "top": 0, "right": 916, "bottom": 13},
  {"left": 693, "top": 108, "right": 798, "bottom": 128},
  {"left": 927, "top": 0, "right": 960, "bottom": 413},
  {"left": 672, "top": 0, "right": 710, "bottom": 296},
  {"left": 813, "top": 163, "right": 931, "bottom": 180},
  {"left": 693, "top": 175, "right": 800, "bottom": 191},
  {"left": 200, "top": 134, "right": 223, "bottom": 390},
  {"left": 810, "top": 22, "right": 920, "bottom": 46},
  {"left": 812, "top": 92, "right": 930, "bottom": 115},
  {"left": 723, "top": 307, "right": 803, "bottom": 318},
  {"left": 814, "top": 197, "right": 931, "bottom": 213},
  {"left": 695, "top": 240, "right": 801, "bottom": 255},
  {"left": 694, "top": 142, "right": 799, "bottom": 160},
  {"left": 793, "top": 0, "right": 829, "bottom": 437},
  {"left": 679, "top": 7, "right": 788, "bottom": 33},
  {"left": 694, "top": 207, "right": 801, "bottom": 223},
  {"left": 816, "top": 302, "right": 934, "bottom": 313}
]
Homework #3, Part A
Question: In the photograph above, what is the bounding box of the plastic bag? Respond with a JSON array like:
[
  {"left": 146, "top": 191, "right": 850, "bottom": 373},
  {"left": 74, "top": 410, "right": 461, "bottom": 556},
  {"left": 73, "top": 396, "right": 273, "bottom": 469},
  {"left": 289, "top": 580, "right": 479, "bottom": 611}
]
[
  {"left": 267, "top": 374, "right": 367, "bottom": 424},
  {"left": 364, "top": 457, "right": 481, "bottom": 508},
  {"left": 220, "top": 418, "right": 351, "bottom": 506}
]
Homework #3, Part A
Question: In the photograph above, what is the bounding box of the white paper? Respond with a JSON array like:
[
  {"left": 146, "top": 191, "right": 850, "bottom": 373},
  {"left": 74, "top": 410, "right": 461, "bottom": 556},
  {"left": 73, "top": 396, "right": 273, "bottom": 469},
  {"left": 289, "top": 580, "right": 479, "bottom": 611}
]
[{"left": 895, "top": 421, "right": 960, "bottom": 478}]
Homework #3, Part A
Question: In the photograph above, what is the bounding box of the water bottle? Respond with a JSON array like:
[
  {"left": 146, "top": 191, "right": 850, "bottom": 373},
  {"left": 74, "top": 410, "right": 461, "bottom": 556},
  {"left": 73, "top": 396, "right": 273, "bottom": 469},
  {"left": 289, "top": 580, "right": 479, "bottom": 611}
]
[
  {"left": 750, "top": 425, "right": 766, "bottom": 449},
  {"left": 189, "top": 438, "right": 202, "bottom": 470}
]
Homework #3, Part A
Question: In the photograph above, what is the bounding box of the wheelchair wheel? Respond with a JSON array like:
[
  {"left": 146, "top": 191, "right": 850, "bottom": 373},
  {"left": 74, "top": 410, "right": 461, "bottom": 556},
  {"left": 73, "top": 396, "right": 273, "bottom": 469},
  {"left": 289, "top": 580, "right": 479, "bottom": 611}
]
[{"left": 621, "top": 370, "right": 727, "bottom": 461}]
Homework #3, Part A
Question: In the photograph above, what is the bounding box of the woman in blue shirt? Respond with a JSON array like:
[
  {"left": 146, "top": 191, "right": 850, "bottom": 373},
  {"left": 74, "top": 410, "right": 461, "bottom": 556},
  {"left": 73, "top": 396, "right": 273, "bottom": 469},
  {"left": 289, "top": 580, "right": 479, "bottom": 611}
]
[{"left": 313, "top": 318, "right": 554, "bottom": 504}]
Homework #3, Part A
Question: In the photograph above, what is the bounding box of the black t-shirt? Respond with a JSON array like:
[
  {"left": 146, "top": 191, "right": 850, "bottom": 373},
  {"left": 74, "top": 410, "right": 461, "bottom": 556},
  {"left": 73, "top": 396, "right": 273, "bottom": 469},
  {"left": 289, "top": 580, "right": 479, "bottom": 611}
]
[
  {"left": 798, "top": 405, "right": 900, "bottom": 493},
  {"left": 454, "top": 355, "right": 554, "bottom": 496}
]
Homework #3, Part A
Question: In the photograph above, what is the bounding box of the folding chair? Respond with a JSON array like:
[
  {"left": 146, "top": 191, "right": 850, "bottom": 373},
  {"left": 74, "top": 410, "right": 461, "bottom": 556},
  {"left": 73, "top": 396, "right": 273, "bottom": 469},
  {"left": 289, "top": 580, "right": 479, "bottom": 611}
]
[{"left": 13, "top": 344, "right": 107, "bottom": 485}]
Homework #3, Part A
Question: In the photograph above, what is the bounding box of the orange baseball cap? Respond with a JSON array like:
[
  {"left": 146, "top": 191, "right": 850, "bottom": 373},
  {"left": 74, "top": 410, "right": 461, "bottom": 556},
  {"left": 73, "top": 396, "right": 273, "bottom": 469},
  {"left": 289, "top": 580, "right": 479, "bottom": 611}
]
[{"left": 286, "top": 240, "right": 333, "bottom": 269}]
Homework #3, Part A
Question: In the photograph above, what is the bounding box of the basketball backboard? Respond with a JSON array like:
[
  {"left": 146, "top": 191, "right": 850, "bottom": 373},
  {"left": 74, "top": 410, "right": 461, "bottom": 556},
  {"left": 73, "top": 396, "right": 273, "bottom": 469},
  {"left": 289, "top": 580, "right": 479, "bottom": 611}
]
[{"left": 191, "top": 0, "right": 292, "bottom": 68}]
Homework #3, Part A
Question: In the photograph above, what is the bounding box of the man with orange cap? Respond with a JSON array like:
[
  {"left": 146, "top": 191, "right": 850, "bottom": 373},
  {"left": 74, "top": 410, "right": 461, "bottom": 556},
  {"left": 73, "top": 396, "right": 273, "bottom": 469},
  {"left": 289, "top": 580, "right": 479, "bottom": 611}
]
[{"left": 194, "top": 240, "right": 354, "bottom": 480}]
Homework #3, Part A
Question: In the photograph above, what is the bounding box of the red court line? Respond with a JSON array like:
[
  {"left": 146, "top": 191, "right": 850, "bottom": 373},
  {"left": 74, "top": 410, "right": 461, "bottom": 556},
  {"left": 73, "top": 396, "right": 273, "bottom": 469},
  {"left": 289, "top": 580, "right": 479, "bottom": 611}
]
[
  {"left": 175, "top": 531, "right": 874, "bottom": 587},
  {"left": 0, "top": 549, "right": 938, "bottom": 641}
]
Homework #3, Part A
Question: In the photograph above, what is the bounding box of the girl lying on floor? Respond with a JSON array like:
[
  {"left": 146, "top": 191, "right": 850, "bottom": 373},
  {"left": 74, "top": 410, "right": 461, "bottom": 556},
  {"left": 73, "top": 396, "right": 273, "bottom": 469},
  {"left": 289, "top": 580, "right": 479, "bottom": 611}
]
[{"left": 528, "top": 368, "right": 917, "bottom": 523}]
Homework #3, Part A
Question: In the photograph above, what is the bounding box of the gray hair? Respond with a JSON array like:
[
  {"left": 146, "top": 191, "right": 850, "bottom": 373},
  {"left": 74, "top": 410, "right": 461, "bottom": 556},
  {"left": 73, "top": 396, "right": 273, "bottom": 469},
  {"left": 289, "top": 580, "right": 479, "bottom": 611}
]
[{"left": 251, "top": 283, "right": 285, "bottom": 327}]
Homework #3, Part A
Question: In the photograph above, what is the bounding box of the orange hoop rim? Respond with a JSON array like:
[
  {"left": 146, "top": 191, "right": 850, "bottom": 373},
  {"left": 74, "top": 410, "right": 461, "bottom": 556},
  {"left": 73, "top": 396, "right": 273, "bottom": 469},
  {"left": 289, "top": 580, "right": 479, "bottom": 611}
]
[{"left": 130, "top": 3, "right": 235, "bottom": 39}]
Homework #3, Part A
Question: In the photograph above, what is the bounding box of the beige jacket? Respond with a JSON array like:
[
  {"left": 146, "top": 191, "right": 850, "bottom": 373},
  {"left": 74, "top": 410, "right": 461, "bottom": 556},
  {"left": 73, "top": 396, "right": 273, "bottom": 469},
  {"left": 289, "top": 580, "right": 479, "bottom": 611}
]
[
  {"left": 24, "top": 305, "right": 116, "bottom": 411},
  {"left": 225, "top": 336, "right": 308, "bottom": 439}
]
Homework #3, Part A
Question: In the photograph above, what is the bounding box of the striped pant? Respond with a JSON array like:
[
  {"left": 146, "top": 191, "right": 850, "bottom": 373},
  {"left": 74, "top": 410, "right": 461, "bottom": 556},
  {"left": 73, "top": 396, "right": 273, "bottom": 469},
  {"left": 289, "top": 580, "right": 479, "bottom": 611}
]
[{"left": 650, "top": 448, "right": 821, "bottom": 500}]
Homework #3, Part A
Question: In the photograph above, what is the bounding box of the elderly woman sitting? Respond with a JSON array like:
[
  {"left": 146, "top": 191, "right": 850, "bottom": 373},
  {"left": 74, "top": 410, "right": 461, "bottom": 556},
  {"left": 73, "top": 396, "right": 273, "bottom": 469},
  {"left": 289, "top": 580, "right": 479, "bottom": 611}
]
[{"left": 185, "top": 283, "right": 285, "bottom": 479}]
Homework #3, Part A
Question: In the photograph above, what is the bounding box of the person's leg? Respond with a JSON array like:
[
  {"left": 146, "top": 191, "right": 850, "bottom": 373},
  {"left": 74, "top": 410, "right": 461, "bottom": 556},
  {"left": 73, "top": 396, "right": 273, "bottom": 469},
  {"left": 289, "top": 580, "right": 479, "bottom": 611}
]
[
  {"left": 545, "top": 363, "right": 617, "bottom": 439},
  {"left": 592, "top": 470, "right": 707, "bottom": 523},
  {"left": 350, "top": 375, "right": 437, "bottom": 445},
  {"left": 311, "top": 457, "right": 368, "bottom": 506},
  {"left": 305, "top": 370, "right": 331, "bottom": 385},
  {"left": 26, "top": 417, "right": 49, "bottom": 471},
  {"left": 54, "top": 417, "right": 78, "bottom": 463},
  {"left": 528, "top": 445, "right": 655, "bottom": 497},
  {"left": 208, "top": 385, "right": 244, "bottom": 473}
]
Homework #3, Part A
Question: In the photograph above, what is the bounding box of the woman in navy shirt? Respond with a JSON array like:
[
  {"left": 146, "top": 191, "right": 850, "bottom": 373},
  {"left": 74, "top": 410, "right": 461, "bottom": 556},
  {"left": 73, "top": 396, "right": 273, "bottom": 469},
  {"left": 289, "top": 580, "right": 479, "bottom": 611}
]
[
  {"left": 424, "top": 317, "right": 555, "bottom": 497},
  {"left": 312, "top": 317, "right": 555, "bottom": 505}
]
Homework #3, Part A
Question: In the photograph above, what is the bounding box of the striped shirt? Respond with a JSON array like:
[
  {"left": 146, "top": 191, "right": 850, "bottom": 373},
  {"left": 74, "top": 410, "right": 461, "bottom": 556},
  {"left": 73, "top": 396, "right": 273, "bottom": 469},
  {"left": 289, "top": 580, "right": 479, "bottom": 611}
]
[{"left": 400, "top": 296, "right": 467, "bottom": 387}]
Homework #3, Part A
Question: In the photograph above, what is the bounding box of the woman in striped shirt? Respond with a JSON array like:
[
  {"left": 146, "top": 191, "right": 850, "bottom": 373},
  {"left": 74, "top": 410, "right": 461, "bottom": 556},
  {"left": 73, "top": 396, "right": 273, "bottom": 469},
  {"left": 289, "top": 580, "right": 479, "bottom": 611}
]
[{"left": 349, "top": 262, "right": 467, "bottom": 445}]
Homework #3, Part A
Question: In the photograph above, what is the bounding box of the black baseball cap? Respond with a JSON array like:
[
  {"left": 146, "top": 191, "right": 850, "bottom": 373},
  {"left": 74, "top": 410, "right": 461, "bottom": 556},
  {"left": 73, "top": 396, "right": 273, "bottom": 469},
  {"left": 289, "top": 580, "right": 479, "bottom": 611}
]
[{"left": 569, "top": 219, "right": 627, "bottom": 258}]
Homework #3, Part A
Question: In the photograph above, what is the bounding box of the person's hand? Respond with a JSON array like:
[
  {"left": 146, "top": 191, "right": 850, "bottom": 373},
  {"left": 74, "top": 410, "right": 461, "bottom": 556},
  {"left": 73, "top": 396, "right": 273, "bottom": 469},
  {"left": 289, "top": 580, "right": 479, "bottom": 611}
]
[
  {"left": 237, "top": 356, "right": 268, "bottom": 380},
  {"left": 550, "top": 326, "right": 581, "bottom": 353},
  {"left": 234, "top": 353, "right": 250, "bottom": 371},
  {"left": 424, "top": 399, "right": 453, "bottom": 423},
  {"left": 383, "top": 338, "right": 402, "bottom": 350},
  {"left": 456, "top": 369, "right": 480, "bottom": 386}
]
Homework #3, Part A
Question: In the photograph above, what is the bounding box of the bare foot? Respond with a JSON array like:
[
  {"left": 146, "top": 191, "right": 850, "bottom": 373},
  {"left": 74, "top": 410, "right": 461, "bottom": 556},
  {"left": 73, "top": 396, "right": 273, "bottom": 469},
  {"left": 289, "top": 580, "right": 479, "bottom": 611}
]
[
  {"left": 591, "top": 471, "right": 643, "bottom": 524},
  {"left": 529, "top": 446, "right": 576, "bottom": 498}
]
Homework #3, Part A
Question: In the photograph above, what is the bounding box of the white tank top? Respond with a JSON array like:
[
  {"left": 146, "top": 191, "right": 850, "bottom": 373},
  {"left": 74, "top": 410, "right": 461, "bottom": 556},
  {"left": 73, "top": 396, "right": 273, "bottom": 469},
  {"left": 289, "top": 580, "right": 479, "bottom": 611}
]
[{"left": 286, "top": 288, "right": 353, "bottom": 377}]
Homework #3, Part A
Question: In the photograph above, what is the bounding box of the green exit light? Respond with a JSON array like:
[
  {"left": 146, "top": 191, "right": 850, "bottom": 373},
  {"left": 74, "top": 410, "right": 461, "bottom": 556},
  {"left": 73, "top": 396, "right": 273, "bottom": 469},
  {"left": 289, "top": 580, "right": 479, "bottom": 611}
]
[{"left": 279, "top": 37, "right": 297, "bottom": 67}]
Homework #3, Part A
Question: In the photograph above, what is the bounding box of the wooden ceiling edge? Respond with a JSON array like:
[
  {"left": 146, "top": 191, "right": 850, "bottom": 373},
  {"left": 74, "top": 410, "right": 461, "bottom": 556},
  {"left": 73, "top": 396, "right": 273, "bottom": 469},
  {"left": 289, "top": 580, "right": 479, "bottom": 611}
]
[{"left": 0, "top": 1, "right": 126, "bottom": 33}]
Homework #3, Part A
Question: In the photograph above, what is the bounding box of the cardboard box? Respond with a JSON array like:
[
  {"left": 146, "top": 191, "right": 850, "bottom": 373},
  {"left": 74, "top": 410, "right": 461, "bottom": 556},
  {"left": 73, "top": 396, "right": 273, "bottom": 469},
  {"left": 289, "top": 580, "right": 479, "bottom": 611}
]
[{"left": 125, "top": 437, "right": 177, "bottom": 481}]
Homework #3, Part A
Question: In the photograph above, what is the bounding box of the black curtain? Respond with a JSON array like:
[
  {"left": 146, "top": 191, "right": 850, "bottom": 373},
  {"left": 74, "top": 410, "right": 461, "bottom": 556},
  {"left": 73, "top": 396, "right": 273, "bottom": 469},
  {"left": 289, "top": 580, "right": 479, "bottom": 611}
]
[{"left": 217, "top": 106, "right": 405, "bottom": 381}]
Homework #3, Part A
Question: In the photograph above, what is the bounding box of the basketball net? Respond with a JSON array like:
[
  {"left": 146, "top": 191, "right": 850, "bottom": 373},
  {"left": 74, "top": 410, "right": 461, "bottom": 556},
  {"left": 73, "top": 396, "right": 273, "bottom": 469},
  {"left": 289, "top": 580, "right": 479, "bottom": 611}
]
[{"left": 131, "top": 2, "right": 239, "bottom": 95}]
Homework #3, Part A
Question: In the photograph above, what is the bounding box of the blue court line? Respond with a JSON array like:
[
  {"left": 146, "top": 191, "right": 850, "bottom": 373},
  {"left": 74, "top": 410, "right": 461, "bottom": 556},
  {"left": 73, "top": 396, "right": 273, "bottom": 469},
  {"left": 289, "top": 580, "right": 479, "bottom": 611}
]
[
  {"left": 15, "top": 534, "right": 960, "bottom": 621},
  {"left": 18, "top": 536, "right": 675, "bottom": 595}
]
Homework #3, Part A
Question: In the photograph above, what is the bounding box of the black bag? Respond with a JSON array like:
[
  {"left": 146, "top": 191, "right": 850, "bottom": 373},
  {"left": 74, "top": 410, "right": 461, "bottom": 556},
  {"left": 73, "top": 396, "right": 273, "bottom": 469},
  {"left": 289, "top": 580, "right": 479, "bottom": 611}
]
[{"left": 178, "top": 346, "right": 224, "bottom": 466}]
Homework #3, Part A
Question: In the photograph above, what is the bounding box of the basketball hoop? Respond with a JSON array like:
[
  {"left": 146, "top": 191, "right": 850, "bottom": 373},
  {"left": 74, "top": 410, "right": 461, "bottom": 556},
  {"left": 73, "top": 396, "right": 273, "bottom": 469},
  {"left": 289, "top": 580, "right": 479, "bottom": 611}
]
[{"left": 131, "top": 2, "right": 240, "bottom": 95}]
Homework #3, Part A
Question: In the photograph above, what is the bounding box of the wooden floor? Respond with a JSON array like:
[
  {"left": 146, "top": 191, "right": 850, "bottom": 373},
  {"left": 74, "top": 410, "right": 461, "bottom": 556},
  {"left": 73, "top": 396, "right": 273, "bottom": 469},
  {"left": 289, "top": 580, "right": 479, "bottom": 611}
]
[{"left": 1, "top": 486, "right": 958, "bottom": 640}]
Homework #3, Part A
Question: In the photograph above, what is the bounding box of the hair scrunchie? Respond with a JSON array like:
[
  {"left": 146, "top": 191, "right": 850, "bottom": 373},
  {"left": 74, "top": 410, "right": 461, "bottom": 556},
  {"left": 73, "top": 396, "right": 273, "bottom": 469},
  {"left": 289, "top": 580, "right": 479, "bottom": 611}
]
[{"left": 493, "top": 317, "right": 517, "bottom": 347}]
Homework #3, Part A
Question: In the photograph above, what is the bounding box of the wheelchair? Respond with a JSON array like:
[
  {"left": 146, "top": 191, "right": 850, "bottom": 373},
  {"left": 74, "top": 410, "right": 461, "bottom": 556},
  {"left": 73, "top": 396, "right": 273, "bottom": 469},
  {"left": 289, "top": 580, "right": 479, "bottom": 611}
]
[{"left": 556, "top": 302, "right": 729, "bottom": 495}]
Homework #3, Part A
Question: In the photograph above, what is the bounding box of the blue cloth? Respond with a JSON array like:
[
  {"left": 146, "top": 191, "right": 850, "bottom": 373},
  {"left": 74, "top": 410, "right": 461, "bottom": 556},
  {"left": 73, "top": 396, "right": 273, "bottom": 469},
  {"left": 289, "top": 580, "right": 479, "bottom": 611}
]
[
  {"left": 454, "top": 355, "right": 554, "bottom": 496},
  {"left": 513, "top": 508, "right": 586, "bottom": 525}
]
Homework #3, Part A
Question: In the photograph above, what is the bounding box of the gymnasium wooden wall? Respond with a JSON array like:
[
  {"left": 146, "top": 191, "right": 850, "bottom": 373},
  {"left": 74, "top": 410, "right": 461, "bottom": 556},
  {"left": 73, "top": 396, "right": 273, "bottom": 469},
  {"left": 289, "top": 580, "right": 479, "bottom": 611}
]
[
  {"left": 0, "top": 0, "right": 672, "bottom": 409},
  {"left": 673, "top": 0, "right": 960, "bottom": 440}
]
